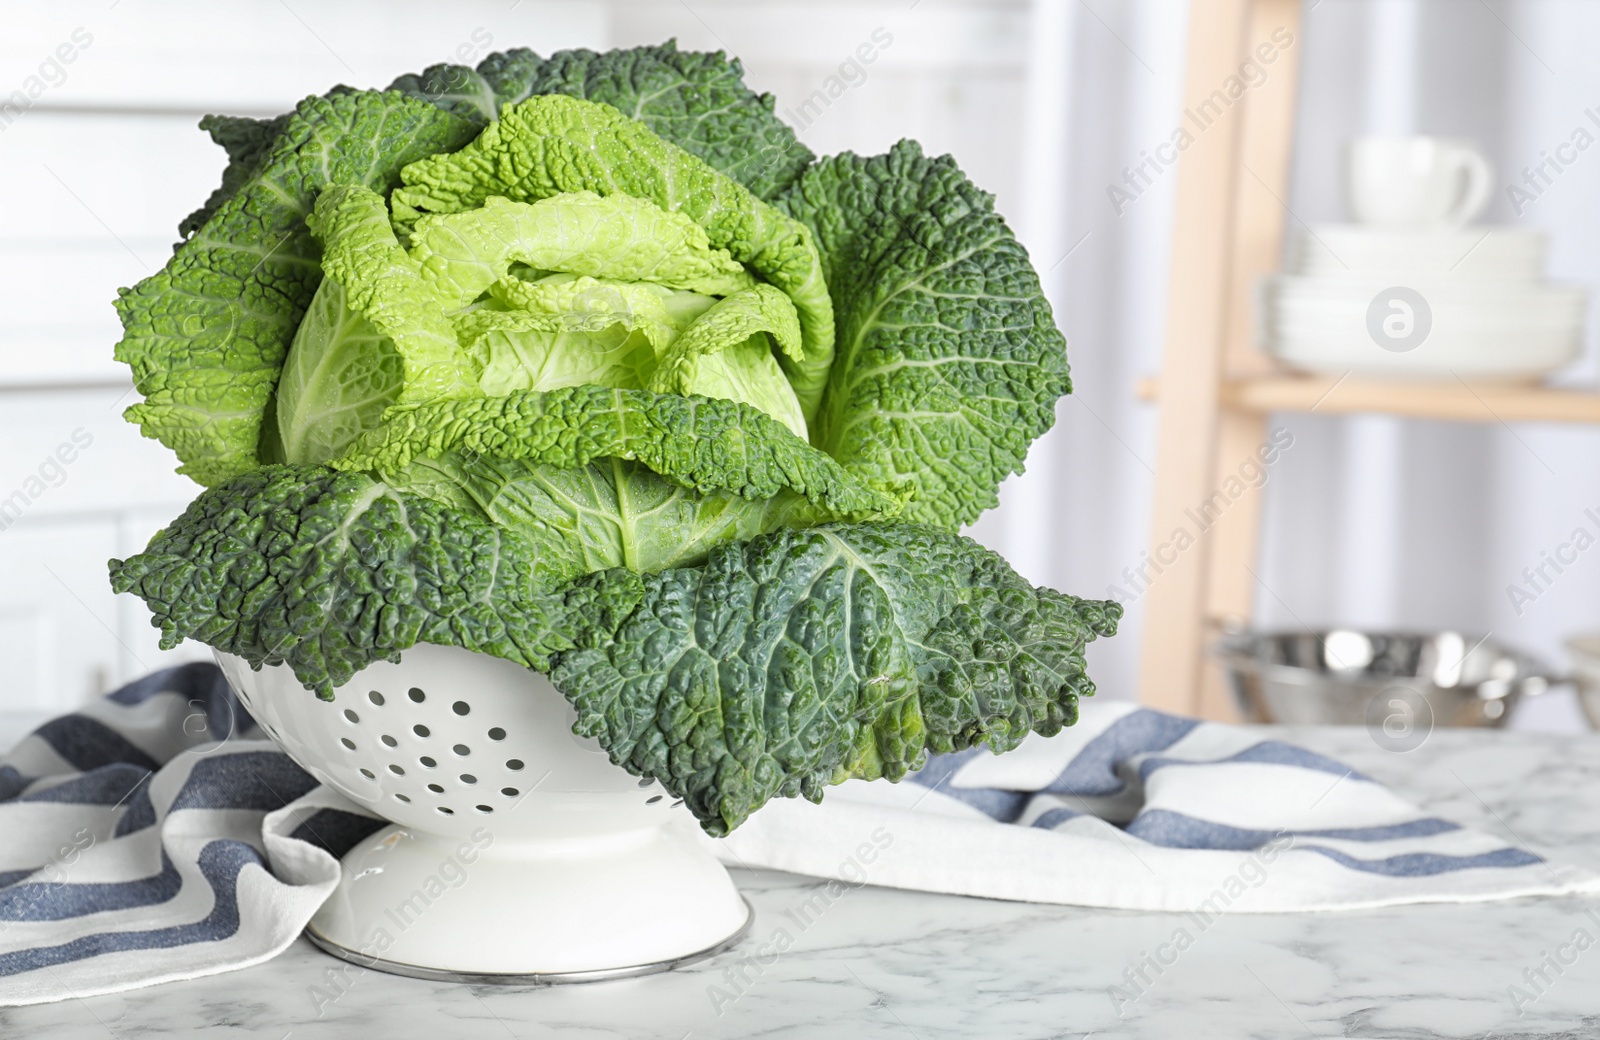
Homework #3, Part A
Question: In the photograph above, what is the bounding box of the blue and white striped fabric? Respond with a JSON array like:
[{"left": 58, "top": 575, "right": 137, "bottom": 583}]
[
  {"left": 3, "top": 669, "right": 1596, "bottom": 1006},
  {"left": 0, "top": 665, "right": 384, "bottom": 1007},
  {"left": 716, "top": 700, "right": 1600, "bottom": 911}
]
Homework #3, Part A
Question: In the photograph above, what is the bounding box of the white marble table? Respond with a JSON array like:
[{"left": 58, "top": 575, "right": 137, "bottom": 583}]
[{"left": 4, "top": 724, "right": 1600, "bottom": 1039}]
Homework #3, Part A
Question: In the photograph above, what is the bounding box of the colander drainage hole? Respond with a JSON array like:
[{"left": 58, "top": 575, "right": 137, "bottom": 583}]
[
  {"left": 368, "top": 691, "right": 385, "bottom": 706},
  {"left": 408, "top": 687, "right": 426, "bottom": 703},
  {"left": 487, "top": 727, "right": 506, "bottom": 741},
  {"left": 413, "top": 724, "right": 430, "bottom": 738},
  {"left": 506, "top": 759, "right": 525, "bottom": 771},
  {"left": 343, "top": 709, "right": 360, "bottom": 724},
  {"left": 388, "top": 764, "right": 405, "bottom": 776},
  {"left": 459, "top": 774, "right": 477, "bottom": 785},
  {"left": 451, "top": 701, "right": 471, "bottom": 716},
  {"left": 340, "top": 738, "right": 356, "bottom": 751},
  {"left": 647, "top": 795, "right": 663, "bottom": 804},
  {"left": 419, "top": 756, "right": 437, "bottom": 768},
  {"left": 475, "top": 805, "right": 493, "bottom": 814},
  {"left": 380, "top": 734, "right": 397, "bottom": 748},
  {"left": 359, "top": 768, "right": 376, "bottom": 780},
  {"left": 394, "top": 793, "right": 410, "bottom": 803},
  {"left": 427, "top": 783, "right": 444, "bottom": 794},
  {"left": 501, "top": 787, "right": 518, "bottom": 797},
  {"left": 437, "top": 806, "right": 454, "bottom": 815},
  {"left": 452, "top": 744, "right": 471, "bottom": 757}
]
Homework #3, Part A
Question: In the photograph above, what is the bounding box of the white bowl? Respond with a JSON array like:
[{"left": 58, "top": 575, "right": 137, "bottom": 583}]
[
  {"left": 1266, "top": 274, "right": 1583, "bottom": 302},
  {"left": 1259, "top": 276, "right": 1586, "bottom": 379},
  {"left": 217, "top": 644, "right": 750, "bottom": 980},
  {"left": 1288, "top": 225, "right": 1547, "bottom": 280}
]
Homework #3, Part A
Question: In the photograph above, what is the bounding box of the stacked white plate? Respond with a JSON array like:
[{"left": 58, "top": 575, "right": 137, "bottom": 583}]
[{"left": 1261, "top": 225, "right": 1587, "bottom": 379}]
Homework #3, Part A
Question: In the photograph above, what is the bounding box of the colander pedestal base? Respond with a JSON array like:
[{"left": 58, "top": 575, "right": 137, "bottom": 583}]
[
  {"left": 305, "top": 821, "right": 751, "bottom": 978},
  {"left": 216, "top": 645, "right": 753, "bottom": 979}
]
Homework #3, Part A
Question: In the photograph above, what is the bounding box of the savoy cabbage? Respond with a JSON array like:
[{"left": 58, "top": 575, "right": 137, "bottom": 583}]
[{"left": 108, "top": 42, "right": 1119, "bottom": 835}]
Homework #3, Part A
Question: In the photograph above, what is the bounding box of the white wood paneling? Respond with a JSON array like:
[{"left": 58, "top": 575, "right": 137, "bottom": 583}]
[
  {"left": 0, "top": 516, "right": 126, "bottom": 709},
  {"left": 609, "top": 0, "right": 1030, "bottom": 216},
  {"left": 0, "top": 1, "right": 607, "bottom": 109},
  {"left": 0, "top": 385, "right": 212, "bottom": 709},
  {"left": 0, "top": 385, "right": 195, "bottom": 515}
]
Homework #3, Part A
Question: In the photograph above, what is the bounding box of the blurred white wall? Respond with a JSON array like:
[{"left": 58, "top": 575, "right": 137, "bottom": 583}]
[{"left": 2, "top": 0, "right": 1598, "bottom": 728}]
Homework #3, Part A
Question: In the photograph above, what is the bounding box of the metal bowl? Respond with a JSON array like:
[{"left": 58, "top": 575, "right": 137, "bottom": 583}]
[{"left": 1215, "top": 630, "right": 1554, "bottom": 729}]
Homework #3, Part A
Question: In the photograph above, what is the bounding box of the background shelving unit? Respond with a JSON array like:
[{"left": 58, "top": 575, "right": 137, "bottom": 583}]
[{"left": 1137, "top": 0, "right": 1600, "bottom": 719}]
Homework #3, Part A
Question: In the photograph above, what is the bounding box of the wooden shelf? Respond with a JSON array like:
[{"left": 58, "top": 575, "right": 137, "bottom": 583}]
[
  {"left": 1137, "top": 374, "right": 1600, "bottom": 424},
  {"left": 1134, "top": 0, "right": 1600, "bottom": 720}
]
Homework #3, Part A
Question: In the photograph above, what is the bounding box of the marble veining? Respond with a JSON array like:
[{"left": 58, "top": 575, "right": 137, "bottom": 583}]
[{"left": 3, "top": 725, "right": 1599, "bottom": 1039}]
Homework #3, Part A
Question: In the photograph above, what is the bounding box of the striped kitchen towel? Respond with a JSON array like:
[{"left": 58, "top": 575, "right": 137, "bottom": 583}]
[
  {"left": 0, "top": 664, "right": 384, "bottom": 1007},
  {"left": 715, "top": 700, "right": 1600, "bottom": 911},
  {"left": 3, "top": 666, "right": 1597, "bottom": 1006}
]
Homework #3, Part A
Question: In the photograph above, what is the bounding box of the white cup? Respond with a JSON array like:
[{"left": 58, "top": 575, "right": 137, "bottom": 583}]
[{"left": 1344, "top": 137, "right": 1493, "bottom": 227}]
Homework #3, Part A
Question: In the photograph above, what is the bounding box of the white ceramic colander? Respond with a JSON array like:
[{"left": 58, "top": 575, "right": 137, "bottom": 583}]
[{"left": 216, "top": 643, "right": 751, "bottom": 982}]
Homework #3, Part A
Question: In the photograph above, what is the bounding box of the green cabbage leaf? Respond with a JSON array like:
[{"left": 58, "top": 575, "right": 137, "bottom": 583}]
[
  {"left": 392, "top": 94, "right": 835, "bottom": 423},
  {"left": 387, "top": 41, "right": 813, "bottom": 200},
  {"left": 115, "top": 92, "right": 478, "bottom": 485},
  {"left": 778, "top": 141, "right": 1071, "bottom": 527}
]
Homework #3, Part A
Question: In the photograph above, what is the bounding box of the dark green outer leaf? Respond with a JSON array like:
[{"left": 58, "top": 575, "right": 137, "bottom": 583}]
[
  {"left": 108, "top": 465, "right": 588, "bottom": 697},
  {"left": 176, "top": 112, "right": 291, "bottom": 239},
  {"left": 114, "top": 92, "right": 479, "bottom": 487},
  {"left": 552, "top": 523, "right": 1122, "bottom": 835},
  {"left": 778, "top": 140, "right": 1072, "bottom": 530}
]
